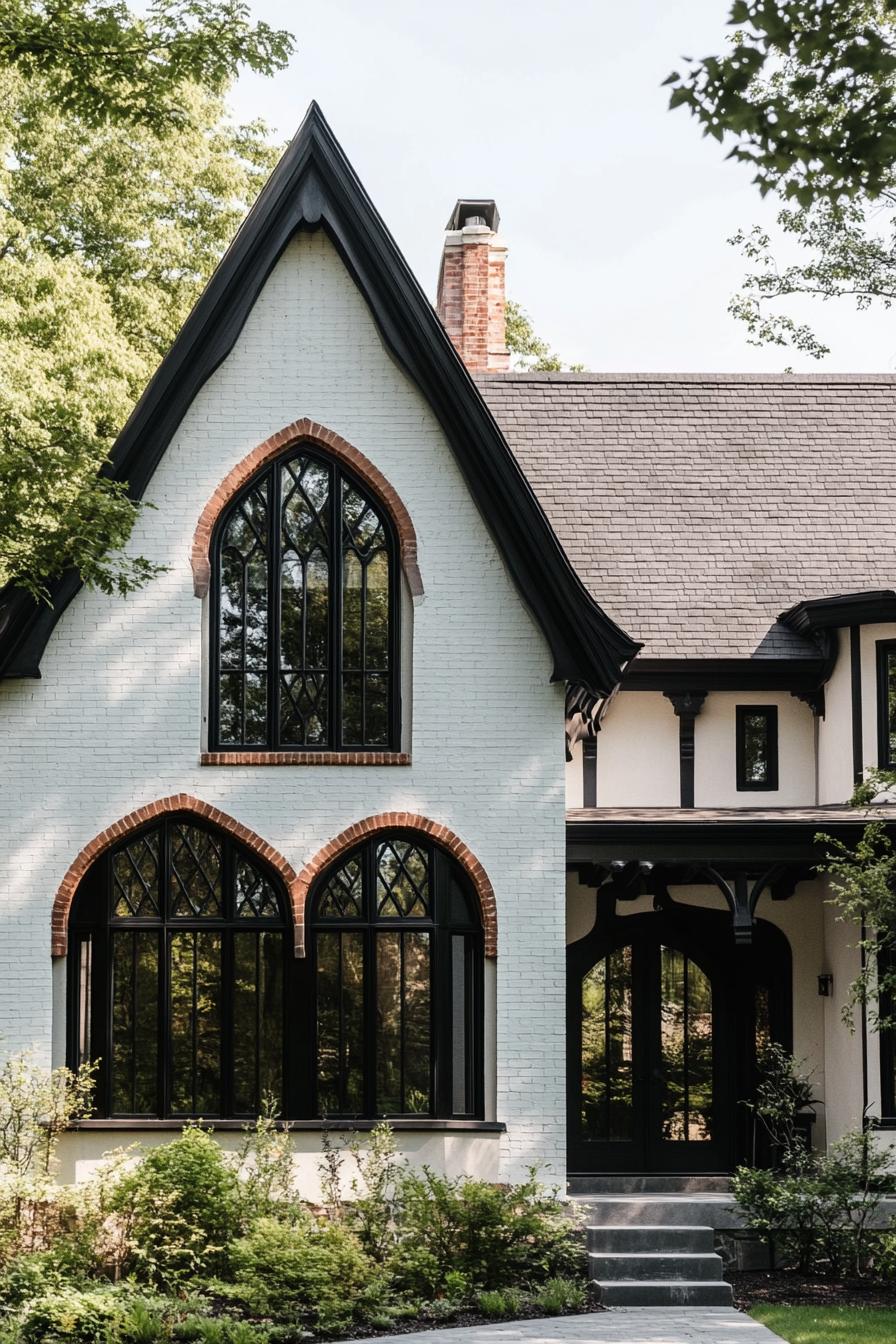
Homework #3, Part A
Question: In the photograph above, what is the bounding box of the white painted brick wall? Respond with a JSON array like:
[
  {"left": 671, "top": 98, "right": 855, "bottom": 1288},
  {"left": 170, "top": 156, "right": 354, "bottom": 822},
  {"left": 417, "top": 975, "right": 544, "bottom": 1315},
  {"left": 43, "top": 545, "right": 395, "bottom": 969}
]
[{"left": 0, "top": 232, "right": 567, "bottom": 1181}]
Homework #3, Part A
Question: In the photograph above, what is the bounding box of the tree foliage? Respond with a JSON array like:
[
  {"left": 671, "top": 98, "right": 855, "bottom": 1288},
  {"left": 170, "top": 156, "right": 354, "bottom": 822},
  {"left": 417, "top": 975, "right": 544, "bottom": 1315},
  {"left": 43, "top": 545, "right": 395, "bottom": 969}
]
[
  {"left": 0, "top": 2, "right": 291, "bottom": 602},
  {"left": 819, "top": 819, "right": 896, "bottom": 1034},
  {"left": 728, "top": 193, "right": 896, "bottom": 357},
  {"left": 0, "top": 0, "right": 293, "bottom": 127},
  {"left": 504, "top": 300, "right": 584, "bottom": 372},
  {"left": 666, "top": 1, "right": 896, "bottom": 207}
]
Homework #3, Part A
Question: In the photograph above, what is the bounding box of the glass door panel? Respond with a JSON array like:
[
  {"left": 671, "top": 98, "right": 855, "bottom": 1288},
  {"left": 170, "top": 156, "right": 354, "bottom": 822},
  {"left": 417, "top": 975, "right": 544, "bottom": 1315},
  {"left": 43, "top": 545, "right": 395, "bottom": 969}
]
[{"left": 580, "top": 946, "right": 633, "bottom": 1142}]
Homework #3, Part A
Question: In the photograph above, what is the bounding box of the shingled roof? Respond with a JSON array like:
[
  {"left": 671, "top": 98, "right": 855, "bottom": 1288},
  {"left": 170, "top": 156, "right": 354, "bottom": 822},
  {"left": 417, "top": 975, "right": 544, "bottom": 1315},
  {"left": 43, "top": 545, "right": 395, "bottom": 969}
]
[{"left": 477, "top": 371, "right": 896, "bottom": 661}]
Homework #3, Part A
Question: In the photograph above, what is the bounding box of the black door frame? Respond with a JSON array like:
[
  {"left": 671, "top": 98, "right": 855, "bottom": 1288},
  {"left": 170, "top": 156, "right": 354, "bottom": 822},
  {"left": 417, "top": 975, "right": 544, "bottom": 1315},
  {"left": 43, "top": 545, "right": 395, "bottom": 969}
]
[{"left": 567, "top": 902, "right": 792, "bottom": 1175}]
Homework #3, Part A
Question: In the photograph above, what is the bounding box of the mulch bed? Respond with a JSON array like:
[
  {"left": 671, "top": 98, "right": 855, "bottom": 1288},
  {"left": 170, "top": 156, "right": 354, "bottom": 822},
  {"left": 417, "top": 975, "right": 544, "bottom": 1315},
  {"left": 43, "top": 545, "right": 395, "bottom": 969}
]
[
  {"left": 332, "top": 1300, "right": 604, "bottom": 1340},
  {"left": 732, "top": 1270, "right": 896, "bottom": 1311}
]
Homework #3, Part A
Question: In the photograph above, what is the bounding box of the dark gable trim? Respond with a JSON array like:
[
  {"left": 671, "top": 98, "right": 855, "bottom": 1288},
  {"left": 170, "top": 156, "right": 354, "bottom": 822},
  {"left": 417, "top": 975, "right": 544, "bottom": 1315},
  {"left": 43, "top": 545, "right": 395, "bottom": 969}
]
[
  {"left": 0, "top": 103, "right": 638, "bottom": 695},
  {"left": 779, "top": 590, "right": 896, "bottom": 634}
]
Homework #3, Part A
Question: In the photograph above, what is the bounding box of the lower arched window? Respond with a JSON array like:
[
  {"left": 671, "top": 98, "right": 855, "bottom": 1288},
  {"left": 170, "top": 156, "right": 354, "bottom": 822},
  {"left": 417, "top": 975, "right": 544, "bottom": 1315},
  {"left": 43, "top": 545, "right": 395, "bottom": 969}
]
[
  {"left": 311, "top": 836, "right": 483, "bottom": 1119},
  {"left": 68, "top": 820, "right": 485, "bottom": 1122},
  {"left": 69, "top": 815, "right": 287, "bottom": 1119}
]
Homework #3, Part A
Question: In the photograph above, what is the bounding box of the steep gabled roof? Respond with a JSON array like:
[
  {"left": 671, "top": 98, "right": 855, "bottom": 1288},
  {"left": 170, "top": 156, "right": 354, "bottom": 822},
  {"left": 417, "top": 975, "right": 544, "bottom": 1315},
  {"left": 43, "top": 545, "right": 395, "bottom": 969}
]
[{"left": 0, "top": 103, "right": 638, "bottom": 696}]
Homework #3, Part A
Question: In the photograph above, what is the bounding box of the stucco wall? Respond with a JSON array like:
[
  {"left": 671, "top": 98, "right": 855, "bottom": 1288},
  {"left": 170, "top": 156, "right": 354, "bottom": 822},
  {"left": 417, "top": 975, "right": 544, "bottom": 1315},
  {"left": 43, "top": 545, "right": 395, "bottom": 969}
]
[
  {"left": 694, "top": 691, "right": 816, "bottom": 808},
  {"left": 592, "top": 692, "right": 679, "bottom": 806},
  {"left": 0, "top": 230, "right": 566, "bottom": 1181}
]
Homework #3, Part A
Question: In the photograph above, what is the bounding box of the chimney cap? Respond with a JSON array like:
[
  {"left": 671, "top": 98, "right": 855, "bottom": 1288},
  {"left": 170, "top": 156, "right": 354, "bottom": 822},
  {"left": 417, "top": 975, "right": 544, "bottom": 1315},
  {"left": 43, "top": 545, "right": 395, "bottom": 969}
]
[{"left": 446, "top": 198, "right": 500, "bottom": 232}]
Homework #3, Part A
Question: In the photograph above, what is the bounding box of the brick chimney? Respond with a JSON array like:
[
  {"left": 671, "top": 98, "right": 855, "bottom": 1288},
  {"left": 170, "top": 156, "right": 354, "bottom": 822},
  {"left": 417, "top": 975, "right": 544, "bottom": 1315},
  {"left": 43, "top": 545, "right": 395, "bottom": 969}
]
[{"left": 436, "top": 199, "right": 509, "bottom": 372}]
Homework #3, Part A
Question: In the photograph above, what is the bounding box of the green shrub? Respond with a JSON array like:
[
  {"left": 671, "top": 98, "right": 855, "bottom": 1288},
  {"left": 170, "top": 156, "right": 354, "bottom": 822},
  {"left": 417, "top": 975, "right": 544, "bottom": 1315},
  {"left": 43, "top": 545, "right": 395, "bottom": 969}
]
[
  {"left": 532, "top": 1276, "right": 586, "bottom": 1314},
  {"left": 475, "top": 1287, "right": 525, "bottom": 1319},
  {"left": 733, "top": 1128, "right": 896, "bottom": 1277},
  {"left": 16, "top": 1285, "right": 132, "bottom": 1343},
  {"left": 230, "top": 1214, "right": 385, "bottom": 1333},
  {"left": 111, "top": 1127, "right": 242, "bottom": 1288},
  {"left": 390, "top": 1167, "right": 580, "bottom": 1295}
]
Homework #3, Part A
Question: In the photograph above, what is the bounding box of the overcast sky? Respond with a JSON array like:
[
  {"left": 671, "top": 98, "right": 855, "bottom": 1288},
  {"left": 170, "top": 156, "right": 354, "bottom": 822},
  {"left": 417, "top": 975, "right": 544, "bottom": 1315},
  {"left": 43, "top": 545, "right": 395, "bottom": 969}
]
[{"left": 224, "top": 0, "right": 896, "bottom": 373}]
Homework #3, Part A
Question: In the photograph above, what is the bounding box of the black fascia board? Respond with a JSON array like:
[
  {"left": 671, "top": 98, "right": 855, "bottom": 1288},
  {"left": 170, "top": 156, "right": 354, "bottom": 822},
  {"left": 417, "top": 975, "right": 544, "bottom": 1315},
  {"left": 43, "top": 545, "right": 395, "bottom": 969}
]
[
  {"left": 779, "top": 590, "right": 896, "bottom": 635},
  {"left": 0, "top": 102, "right": 640, "bottom": 692},
  {"left": 621, "top": 655, "right": 834, "bottom": 693},
  {"left": 566, "top": 815, "right": 895, "bottom": 864}
]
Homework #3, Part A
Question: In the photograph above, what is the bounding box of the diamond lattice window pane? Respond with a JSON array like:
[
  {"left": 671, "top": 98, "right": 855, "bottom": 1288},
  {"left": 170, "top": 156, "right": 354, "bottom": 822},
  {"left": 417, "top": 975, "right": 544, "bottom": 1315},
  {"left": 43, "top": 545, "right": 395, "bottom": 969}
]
[
  {"left": 169, "top": 824, "right": 223, "bottom": 917},
  {"left": 235, "top": 856, "right": 281, "bottom": 919},
  {"left": 317, "top": 856, "right": 363, "bottom": 918},
  {"left": 376, "top": 842, "right": 429, "bottom": 918},
  {"left": 342, "top": 484, "right": 386, "bottom": 553},
  {"left": 112, "top": 830, "right": 161, "bottom": 918}
]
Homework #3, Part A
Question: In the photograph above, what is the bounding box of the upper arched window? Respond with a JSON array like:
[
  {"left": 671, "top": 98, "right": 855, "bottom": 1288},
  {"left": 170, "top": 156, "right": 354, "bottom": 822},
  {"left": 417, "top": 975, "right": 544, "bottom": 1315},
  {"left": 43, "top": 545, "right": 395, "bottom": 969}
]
[
  {"left": 210, "top": 442, "right": 399, "bottom": 752},
  {"left": 69, "top": 815, "right": 287, "bottom": 1119}
]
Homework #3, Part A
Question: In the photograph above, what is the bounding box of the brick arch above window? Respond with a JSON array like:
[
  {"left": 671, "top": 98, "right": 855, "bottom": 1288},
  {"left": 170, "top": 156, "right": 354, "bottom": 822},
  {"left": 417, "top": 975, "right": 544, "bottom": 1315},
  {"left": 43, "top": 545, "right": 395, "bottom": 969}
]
[
  {"left": 51, "top": 794, "right": 301, "bottom": 957},
  {"left": 294, "top": 813, "right": 497, "bottom": 959},
  {"left": 190, "top": 419, "right": 423, "bottom": 600}
]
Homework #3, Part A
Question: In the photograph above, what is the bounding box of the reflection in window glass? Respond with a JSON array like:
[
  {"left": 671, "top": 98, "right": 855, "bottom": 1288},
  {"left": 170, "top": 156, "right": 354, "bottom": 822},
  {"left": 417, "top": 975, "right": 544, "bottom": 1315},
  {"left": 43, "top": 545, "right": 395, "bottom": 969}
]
[
  {"left": 111, "top": 931, "right": 159, "bottom": 1115},
  {"left": 580, "top": 946, "right": 633, "bottom": 1142},
  {"left": 659, "top": 947, "right": 713, "bottom": 1143},
  {"left": 737, "top": 706, "right": 778, "bottom": 791},
  {"left": 169, "top": 932, "right": 222, "bottom": 1115},
  {"left": 213, "top": 445, "right": 396, "bottom": 752}
]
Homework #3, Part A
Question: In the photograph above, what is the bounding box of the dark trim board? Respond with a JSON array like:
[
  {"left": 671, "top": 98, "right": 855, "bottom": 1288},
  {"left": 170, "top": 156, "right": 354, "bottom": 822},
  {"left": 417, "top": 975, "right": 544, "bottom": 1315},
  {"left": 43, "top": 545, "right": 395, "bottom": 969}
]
[
  {"left": 780, "top": 590, "right": 896, "bottom": 633},
  {"left": 0, "top": 103, "right": 638, "bottom": 697},
  {"left": 566, "top": 816, "right": 896, "bottom": 864},
  {"left": 623, "top": 655, "right": 834, "bottom": 694},
  {"left": 851, "top": 627, "right": 863, "bottom": 786}
]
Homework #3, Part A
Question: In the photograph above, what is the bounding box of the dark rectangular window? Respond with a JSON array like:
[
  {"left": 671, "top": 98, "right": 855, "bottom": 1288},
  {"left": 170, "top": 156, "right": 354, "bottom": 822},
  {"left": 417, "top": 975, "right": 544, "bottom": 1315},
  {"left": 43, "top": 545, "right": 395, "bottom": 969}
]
[
  {"left": 877, "top": 641, "right": 896, "bottom": 769},
  {"left": 736, "top": 705, "right": 779, "bottom": 791}
]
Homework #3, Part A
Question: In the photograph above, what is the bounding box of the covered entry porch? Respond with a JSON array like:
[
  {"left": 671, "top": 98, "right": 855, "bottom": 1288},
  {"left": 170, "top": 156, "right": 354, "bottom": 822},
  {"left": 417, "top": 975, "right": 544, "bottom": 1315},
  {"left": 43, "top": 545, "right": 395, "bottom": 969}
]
[{"left": 565, "top": 807, "right": 888, "bottom": 1177}]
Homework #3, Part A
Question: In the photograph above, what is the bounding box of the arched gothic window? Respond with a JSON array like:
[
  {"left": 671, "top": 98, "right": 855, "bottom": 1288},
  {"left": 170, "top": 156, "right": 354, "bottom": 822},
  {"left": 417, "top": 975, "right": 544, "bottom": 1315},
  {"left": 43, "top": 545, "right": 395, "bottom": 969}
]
[
  {"left": 210, "top": 443, "right": 399, "bottom": 751},
  {"left": 311, "top": 836, "right": 483, "bottom": 1119},
  {"left": 68, "top": 822, "right": 485, "bottom": 1122},
  {"left": 69, "top": 816, "right": 287, "bottom": 1119}
]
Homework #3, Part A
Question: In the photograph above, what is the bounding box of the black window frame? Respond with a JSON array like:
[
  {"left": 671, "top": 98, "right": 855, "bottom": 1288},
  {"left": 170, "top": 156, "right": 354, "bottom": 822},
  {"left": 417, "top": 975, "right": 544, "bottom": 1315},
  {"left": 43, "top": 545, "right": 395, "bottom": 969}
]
[
  {"left": 310, "top": 834, "right": 484, "bottom": 1122},
  {"left": 735, "top": 704, "right": 779, "bottom": 792},
  {"left": 68, "top": 823, "right": 485, "bottom": 1124},
  {"left": 876, "top": 640, "right": 896, "bottom": 770},
  {"left": 67, "top": 815, "right": 289, "bottom": 1120},
  {"left": 209, "top": 440, "right": 401, "bottom": 753}
]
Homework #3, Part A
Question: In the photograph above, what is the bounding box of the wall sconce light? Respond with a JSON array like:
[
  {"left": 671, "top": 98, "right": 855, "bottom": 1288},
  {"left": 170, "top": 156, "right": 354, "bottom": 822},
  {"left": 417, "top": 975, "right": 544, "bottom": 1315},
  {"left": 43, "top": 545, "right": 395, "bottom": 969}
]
[{"left": 818, "top": 974, "right": 834, "bottom": 997}]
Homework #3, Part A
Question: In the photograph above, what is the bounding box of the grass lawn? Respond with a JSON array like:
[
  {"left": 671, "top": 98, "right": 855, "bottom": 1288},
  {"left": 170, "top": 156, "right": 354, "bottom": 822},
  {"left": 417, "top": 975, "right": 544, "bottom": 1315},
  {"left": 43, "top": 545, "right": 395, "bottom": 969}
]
[{"left": 751, "top": 1305, "right": 896, "bottom": 1343}]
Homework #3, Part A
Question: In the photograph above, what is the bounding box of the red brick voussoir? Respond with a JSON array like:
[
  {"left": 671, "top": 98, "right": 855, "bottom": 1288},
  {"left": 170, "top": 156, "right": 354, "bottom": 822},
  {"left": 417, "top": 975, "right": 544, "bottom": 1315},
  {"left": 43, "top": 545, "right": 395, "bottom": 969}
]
[
  {"left": 293, "top": 813, "right": 497, "bottom": 959},
  {"left": 190, "top": 419, "right": 424, "bottom": 599},
  {"left": 51, "top": 795, "right": 300, "bottom": 958}
]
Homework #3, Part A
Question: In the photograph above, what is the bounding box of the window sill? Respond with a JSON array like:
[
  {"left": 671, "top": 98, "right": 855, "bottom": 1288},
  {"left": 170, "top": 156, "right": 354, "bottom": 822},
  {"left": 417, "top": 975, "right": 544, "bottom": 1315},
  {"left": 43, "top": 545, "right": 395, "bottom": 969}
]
[
  {"left": 200, "top": 752, "right": 411, "bottom": 767},
  {"left": 67, "top": 1119, "right": 504, "bottom": 1133},
  {"left": 871, "top": 1117, "right": 896, "bottom": 1130}
]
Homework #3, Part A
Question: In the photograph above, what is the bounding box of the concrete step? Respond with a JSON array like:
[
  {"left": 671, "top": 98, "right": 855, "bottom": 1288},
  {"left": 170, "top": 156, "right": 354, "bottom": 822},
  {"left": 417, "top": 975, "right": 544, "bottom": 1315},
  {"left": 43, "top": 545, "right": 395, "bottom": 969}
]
[
  {"left": 589, "top": 1251, "right": 723, "bottom": 1281},
  {"left": 594, "top": 1279, "right": 734, "bottom": 1307},
  {"left": 573, "top": 1194, "right": 743, "bottom": 1229},
  {"left": 570, "top": 1175, "right": 731, "bottom": 1196},
  {"left": 587, "top": 1224, "right": 715, "bottom": 1253}
]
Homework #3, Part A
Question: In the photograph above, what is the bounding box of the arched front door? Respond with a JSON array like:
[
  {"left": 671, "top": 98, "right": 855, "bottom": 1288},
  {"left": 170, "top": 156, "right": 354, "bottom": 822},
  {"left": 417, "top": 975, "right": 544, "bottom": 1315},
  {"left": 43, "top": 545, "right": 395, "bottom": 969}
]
[{"left": 567, "top": 906, "right": 791, "bottom": 1175}]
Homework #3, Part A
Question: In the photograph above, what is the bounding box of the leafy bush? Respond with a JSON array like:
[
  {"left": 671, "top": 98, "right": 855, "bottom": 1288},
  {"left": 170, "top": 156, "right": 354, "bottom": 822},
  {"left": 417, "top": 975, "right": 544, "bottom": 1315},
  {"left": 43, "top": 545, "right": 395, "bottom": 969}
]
[
  {"left": 16, "top": 1285, "right": 132, "bottom": 1343},
  {"left": 532, "top": 1276, "right": 586, "bottom": 1314},
  {"left": 234, "top": 1098, "right": 296, "bottom": 1222},
  {"left": 230, "top": 1214, "right": 386, "bottom": 1333},
  {"left": 172, "top": 1316, "right": 273, "bottom": 1344},
  {"left": 733, "top": 1128, "right": 896, "bottom": 1276},
  {"left": 111, "top": 1126, "right": 242, "bottom": 1288},
  {"left": 390, "top": 1167, "right": 580, "bottom": 1296}
]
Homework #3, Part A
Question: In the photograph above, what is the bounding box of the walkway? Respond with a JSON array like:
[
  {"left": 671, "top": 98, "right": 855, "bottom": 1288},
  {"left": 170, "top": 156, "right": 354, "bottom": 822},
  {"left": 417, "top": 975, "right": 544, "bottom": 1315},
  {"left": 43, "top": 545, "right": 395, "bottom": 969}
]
[{"left": 339, "top": 1310, "right": 784, "bottom": 1344}]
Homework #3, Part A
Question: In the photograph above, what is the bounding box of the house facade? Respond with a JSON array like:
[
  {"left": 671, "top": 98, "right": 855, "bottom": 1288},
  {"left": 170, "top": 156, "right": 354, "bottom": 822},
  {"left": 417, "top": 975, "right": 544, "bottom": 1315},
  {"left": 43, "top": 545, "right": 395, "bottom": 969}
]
[{"left": 1, "top": 105, "right": 895, "bottom": 1191}]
